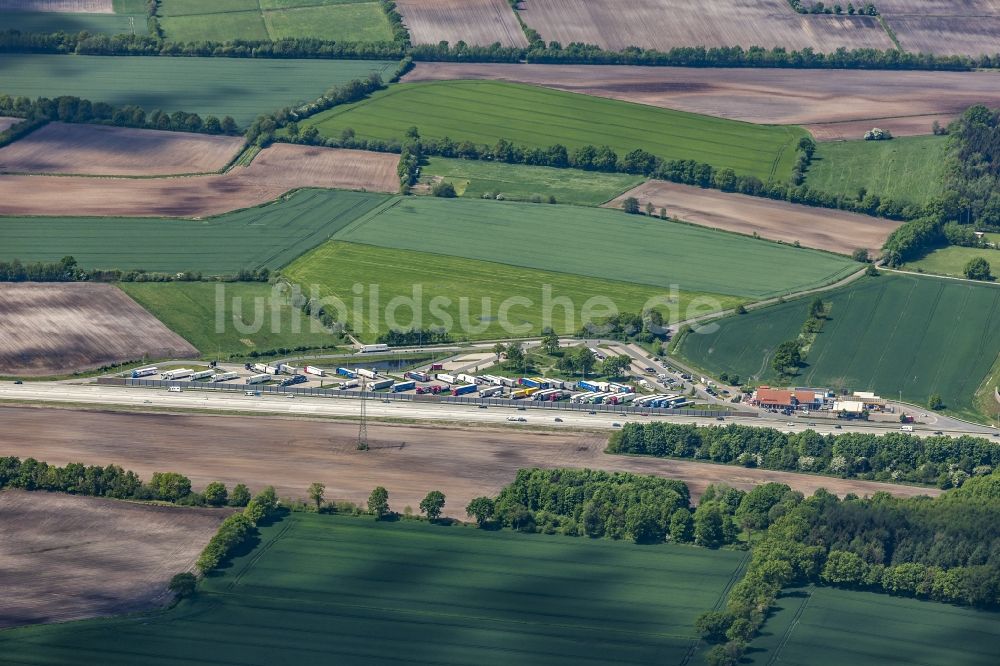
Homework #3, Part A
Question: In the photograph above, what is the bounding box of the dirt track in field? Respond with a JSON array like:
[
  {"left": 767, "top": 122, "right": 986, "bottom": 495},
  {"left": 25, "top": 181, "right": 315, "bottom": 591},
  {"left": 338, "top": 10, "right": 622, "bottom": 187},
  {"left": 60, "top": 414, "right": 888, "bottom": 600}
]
[
  {"left": 405, "top": 63, "right": 1000, "bottom": 141},
  {"left": 0, "top": 283, "right": 197, "bottom": 377},
  {"left": 520, "top": 0, "right": 892, "bottom": 52},
  {"left": 0, "top": 0, "right": 111, "bottom": 11},
  {"left": 606, "top": 180, "right": 902, "bottom": 255},
  {"left": 0, "top": 144, "right": 400, "bottom": 217},
  {"left": 0, "top": 123, "right": 245, "bottom": 176},
  {"left": 396, "top": 0, "right": 528, "bottom": 47},
  {"left": 0, "top": 490, "right": 227, "bottom": 628},
  {"left": 0, "top": 407, "right": 938, "bottom": 521}
]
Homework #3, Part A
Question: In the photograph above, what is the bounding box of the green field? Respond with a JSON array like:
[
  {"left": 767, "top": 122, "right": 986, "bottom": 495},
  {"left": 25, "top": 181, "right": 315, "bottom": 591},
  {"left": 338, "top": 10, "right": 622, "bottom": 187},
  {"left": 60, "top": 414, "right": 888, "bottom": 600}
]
[
  {"left": 903, "top": 245, "right": 1000, "bottom": 279},
  {"left": 420, "top": 157, "right": 644, "bottom": 206},
  {"left": 282, "top": 241, "right": 744, "bottom": 341},
  {"left": 159, "top": 0, "right": 393, "bottom": 42},
  {"left": 0, "top": 512, "right": 747, "bottom": 664},
  {"left": 300, "top": 81, "right": 808, "bottom": 181},
  {"left": 0, "top": 54, "right": 395, "bottom": 125},
  {"left": 748, "top": 586, "right": 1000, "bottom": 665},
  {"left": 0, "top": 189, "right": 389, "bottom": 275},
  {"left": 120, "top": 282, "right": 341, "bottom": 356},
  {"left": 678, "top": 273, "right": 1000, "bottom": 420},
  {"left": 0, "top": 11, "right": 147, "bottom": 35},
  {"left": 805, "top": 135, "right": 947, "bottom": 205},
  {"left": 332, "top": 197, "right": 858, "bottom": 299}
]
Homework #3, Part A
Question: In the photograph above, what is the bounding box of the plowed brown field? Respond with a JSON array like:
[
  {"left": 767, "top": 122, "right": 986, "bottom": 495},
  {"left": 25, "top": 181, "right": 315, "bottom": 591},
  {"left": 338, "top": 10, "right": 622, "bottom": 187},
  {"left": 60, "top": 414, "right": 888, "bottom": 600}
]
[
  {"left": 519, "top": 0, "right": 892, "bottom": 52},
  {"left": 0, "top": 490, "right": 227, "bottom": 628},
  {"left": 0, "top": 117, "right": 22, "bottom": 132},
  {"left": 395, "top": 0, "right": 528, "bottom": 47},
  {"left": 405, "top": 63, "right": 1000, "bottom": 140},
  {"left": 607, "top": 180, "right": 902, "bottom": 255},
  {"left": 0, "top": 283, "right": 198, "bottom": 377},
  {"left": 0, "top": 144, "right": 400, "bottom": 217},
  {"left": 0, "top": 407, "right": 938, "bottom": 523},
  {"left": 0, "top": 0, "right": 111, "bottom": 11},
  {"left": 0, "top": 123, "right": 245, "bottom": 176}
]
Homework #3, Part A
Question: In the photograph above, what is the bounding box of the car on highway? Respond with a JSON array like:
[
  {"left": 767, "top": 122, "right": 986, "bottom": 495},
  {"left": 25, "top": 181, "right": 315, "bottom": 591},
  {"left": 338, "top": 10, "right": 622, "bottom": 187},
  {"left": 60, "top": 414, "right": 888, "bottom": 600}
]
[
  {"left": 506, "top": 416, "right": 519, "bottom": 422},
  {"left": 716, "top": 416, "right": 725, "bottom": 421},
  {"left": 808, "top": 422, "right": 816, "bottom": 426},
  {"left": 286, "top": 394, "right": 295, "bottom": 399},
  {"left": 588, "top": 410, "right": 597, "bottom": 415},
  {"left": 13, "top": 380, "right": 22, "bottom": 384},
  {"left": 478, "top": 404, "right": 488, "bottom": 409},
  {"left": 517, "top": 406, "right": 526, "bottom": 411},
  {"left": 933, "top": 431, "right": 943, "bottom": 435},
  {"left": 612, "top": 422, "right": 621, "bottom": 428},
  {"left": 554, "top": 417, "right": 563, "bottom": 422},
  {"left": 786, "top": 422, "right": 796, "bottom": 426},
  {"left": 834, "top": 425, "right": 842, "bottom": 429}
]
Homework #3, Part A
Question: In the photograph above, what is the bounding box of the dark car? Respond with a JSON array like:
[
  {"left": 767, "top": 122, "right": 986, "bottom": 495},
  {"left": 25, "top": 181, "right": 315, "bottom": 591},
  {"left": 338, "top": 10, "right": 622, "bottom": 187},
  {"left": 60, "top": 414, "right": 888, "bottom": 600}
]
[
  {"left": 588, "top": 410, "right": 597, "bottom": 415},
  {"left": 13, "top": 380, "right": 23, "bottom": 385}
]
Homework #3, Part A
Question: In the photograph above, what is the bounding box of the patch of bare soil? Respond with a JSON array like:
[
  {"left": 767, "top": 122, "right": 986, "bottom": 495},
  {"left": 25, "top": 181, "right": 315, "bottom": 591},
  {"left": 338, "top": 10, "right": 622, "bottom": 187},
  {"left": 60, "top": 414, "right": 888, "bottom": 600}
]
[
  {"left": 0, "top": 144, "right": 400, "bottom": 217},
  {"left": 0, "top": 123, "right": 245, "bottom": 176},
  {"left": 606, "top": 180, "right": 901, "bottom": 255},
  {"left": 0, "top": 489, "right": 227, "bottom": 628},
  {"left": 0, "top": 283, "right": 198, "bottom": 377}
]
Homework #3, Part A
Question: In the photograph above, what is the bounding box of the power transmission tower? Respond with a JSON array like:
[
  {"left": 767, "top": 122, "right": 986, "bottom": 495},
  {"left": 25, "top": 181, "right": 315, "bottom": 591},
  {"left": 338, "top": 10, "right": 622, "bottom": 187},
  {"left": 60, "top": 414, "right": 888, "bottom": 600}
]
[{"left": 357, "top": 376, "right": 369, "bottom": 450}]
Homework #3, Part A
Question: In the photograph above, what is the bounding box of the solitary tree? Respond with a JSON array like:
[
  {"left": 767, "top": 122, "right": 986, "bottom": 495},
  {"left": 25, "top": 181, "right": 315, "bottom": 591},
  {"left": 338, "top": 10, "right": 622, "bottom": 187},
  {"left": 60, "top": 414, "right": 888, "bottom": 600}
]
[
  {"left": 203, "top": 481, "right": 228, "bottom": 507},
  {"left": 465, "top": 496, "right": 496, "bottom": 527},
  {"left": 964, "top": 256, "right": 994, "bottom": 281},
  {"left": 420, "top": 491, "right": 446, "bottom": 521},
  {"left": 308, "top": 482, "right": 326, "bottom": 511},
  {"left": 168, "top": 572, "right": 197, "bottom": 599},
  {"left": 852, "top": 248, "right": 870, "bottom": 263},
  {"left": 772, "top": 340, "right": 802, "bottom": 376},
  {"left": 228, "top": 483, "right": 251, "bottom": 507},
  {"left": 368, "top": 486, "right": 390, "bottom": 519},
  {"left": 541, "top": 327, "right": 560, "bottom": 355},
  {"left": 431, "top": 181, "right": 457, "bottom": 198},
  {"left": 622, "top": 196, "right": 640, "bottom": 214},
  {"left": 492, "top": 342, "right": 506, "bottom": 363},
  {"left": 928, "top": 393, "right": 944, "bottom": 410}
]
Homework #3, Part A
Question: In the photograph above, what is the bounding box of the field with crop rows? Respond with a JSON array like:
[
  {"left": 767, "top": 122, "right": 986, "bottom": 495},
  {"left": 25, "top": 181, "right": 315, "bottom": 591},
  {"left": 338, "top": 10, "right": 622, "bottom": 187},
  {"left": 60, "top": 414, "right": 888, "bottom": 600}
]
[
  {"left": 300, "top": 81, "right": 808, "bottom": 181},
  {"left": 283, "top": 241, "right": 743, "bottom": 341},
  {"left": 0, "top": 512, "right": 748, "bottom": 665},
  {"left": 395, "top": 0, "right": 527, "bottom": 47},
  {"left": 678, "top": 274, "right": 1000, "bottom": 421},
  {"left": 0, "top": 282, "right": 198, "bottom": 376},
  {"left": 746, "top": 586, "right": 1000, "bottom": 665},
  {"left": 420, "top": 157, "right": 643, "bottom": 205},
  {"left": 805, "top": 135, "right": 947, "bottom": 206},
  {"left": 333, "top": 197, "right": 858, "bottom": 299},
  {"left": 0, "top": 54, "right": 395, "bottom": 125},
  {"left": 518, "top": 0, "right": 893, "bottom": 52},
  {"left": 120, "top": 282, "right": 342, "bottom": 356},
  {"left": 0, "top": 9, "right": 145, "bottom": 34},
  {"left": 0, "top": 189, "right": 390, "bottom": 274},
  {"left": 159, "top": 0, "right": 394, "bottom": 43},
  {"left": 878, "top": 0, "right": 1000, "bottom": 56}
]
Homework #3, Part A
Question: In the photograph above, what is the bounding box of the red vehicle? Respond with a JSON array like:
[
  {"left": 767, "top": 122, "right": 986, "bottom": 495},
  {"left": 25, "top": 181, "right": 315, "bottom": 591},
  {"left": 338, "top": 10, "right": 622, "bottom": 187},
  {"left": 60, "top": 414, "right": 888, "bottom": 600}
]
[
  {"left": 415, "top": 387, "right": 427, "bottom": 395},
  {"left": 430, "top": 364, "right": 444, "bottom": 371},
  {"left": 429, "top": 385, "right": 443, "bottom": 394}
]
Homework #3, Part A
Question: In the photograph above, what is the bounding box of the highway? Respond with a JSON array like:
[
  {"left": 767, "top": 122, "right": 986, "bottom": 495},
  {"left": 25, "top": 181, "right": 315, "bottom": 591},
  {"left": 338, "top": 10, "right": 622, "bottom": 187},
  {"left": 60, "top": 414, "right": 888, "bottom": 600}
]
[{"left": 2, "top": 381, "right": 997, "bottom": 439}]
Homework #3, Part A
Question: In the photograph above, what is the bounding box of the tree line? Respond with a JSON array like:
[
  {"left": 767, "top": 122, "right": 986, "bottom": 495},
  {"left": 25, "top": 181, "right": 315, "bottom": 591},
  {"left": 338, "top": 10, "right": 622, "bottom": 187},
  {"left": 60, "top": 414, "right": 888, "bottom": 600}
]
[
  {"left": 609, "top": 421, "right": 1000, "bottom": 489},
  {"left": 700, "top": 473, "right": 1000, "bottom": 664},
  {"left": 0, "top": 456, "right": 256, "bottom": 508},
  {"left": 0, "top": 93, "right": 238, "bottom": 134},
  {"left": 0, "top": 257, "right": 270, "bottom": 284},
  {"left": 196, "top": 486, "right": 280, "bottom": 574}
]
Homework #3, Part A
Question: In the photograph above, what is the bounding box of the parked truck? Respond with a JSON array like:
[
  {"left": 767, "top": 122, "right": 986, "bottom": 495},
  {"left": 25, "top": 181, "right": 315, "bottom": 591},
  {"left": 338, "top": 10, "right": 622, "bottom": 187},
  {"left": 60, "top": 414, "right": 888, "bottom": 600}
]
[
  {"left": 453, "top": 384, "right": 478, "bottom": 396},
  {"left": 436, "top": 373, "right": 457, "bottom": 384},
  {"left": 405, "top": 370, "right": 430, "bottom": 382},
  {"left": 131, "top": 366, "right": 158, "bottom": 378},
  {"left": 360, "top": 344, "right": 389, "bottom": 353},
  {"left": 357, "top": 368, "right": 379, "bottom": 380},
  {"left": 392, "top": 381, "right": 416, "bottom": 392},
  {"left": 339, "top": 379, "right": 360, "bottom": 390},
  {"left": 246, "top": 373, "right": 270, "bottom": 384},
  {"left": 280, "top": 375, "right": 307, "bottom": 387},
  {"left": 161, "top": 368, "right": 193, "bottom": 381},
  {"left": 479, "top": 385, "right": 503, "bottom": 398},
  {"left": 211, "top": 371, "right": 239, "bottom": 382},
  {"left": 370, "top": 378, "right": 394, "bottom": 391},
  {"left": 190, "top": 370, "right": 215, "bottom": 381},
  {"left": 336, "top": 367, "right": 357, "bottom": 378},
  {"left": 304, "top": 365, "right": 326, "bottom": 377},
  {"left": 457, "top": 373, "right": 478, "bottom": 385}
]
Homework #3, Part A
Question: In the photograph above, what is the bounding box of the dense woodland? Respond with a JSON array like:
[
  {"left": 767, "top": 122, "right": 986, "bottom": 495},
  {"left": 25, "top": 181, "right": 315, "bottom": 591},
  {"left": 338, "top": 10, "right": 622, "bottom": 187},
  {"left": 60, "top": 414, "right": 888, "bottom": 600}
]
[
  {"left": 703, "top": 474, "right": 1000, "bottom": 664},
  {"left": 610, "top": 422, "right": 1000, "bottom": 489}
]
